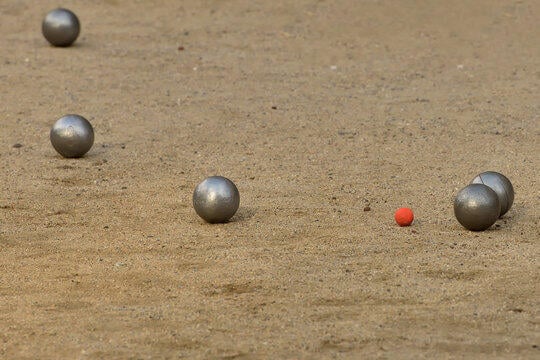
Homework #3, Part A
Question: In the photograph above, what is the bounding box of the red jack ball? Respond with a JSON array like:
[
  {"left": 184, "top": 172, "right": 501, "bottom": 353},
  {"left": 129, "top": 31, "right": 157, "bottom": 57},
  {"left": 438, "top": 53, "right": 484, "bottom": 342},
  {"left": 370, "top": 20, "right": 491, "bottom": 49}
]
[{"left": 395, "top": 207, "right": 414, "bottom": 226}]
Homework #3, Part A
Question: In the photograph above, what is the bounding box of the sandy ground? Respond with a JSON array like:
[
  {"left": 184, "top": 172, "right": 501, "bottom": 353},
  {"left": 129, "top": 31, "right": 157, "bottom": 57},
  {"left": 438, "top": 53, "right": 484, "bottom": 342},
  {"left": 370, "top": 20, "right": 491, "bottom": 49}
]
[{"left": 1, "top": 0, "right": 539, "bottom": 358}]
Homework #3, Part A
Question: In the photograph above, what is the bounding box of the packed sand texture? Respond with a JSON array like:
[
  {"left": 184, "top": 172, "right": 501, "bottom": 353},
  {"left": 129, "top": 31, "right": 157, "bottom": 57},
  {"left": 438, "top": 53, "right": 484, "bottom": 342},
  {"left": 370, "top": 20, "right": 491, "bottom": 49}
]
[{"left": 1, "top": 0, "right": 539, "bottom": 358}]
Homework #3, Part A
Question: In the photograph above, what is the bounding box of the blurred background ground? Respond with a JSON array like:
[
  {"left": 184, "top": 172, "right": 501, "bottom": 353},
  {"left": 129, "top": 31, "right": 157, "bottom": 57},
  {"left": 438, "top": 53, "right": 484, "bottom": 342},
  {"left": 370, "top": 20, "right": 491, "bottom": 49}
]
[{"left": 0, "top": 0, "right": 538, "bottom": 358}]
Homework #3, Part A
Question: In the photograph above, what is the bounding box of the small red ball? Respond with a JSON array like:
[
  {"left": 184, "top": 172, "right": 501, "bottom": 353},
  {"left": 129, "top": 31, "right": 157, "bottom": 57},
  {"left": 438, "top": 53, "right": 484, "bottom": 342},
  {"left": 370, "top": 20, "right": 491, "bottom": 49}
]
[{"left": 395, "top": 207, "right": 414, "bottom": 226}]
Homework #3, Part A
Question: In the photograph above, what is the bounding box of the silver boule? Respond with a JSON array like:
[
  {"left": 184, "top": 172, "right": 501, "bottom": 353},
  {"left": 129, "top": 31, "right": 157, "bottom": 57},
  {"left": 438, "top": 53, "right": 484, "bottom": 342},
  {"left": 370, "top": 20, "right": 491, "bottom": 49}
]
[
  {"left": 193, "top": 176, "right": 240, "bottom": 223},
  {"left": 471, "top": 171, "right": 514, "bottom": 217},
  {"left": 50, "top": 115, "right": 94, "bottom": 158},
  {"left": 454, "top": 183, "right": 500, "bottom": 231},
  {"left": 42, "top": 8, "right": 80, "bottom": 47}
]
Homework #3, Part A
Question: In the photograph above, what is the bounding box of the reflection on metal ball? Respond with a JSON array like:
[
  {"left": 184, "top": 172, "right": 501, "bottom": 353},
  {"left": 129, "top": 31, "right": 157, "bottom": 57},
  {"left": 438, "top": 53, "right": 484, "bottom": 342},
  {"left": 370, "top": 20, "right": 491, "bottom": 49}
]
[
  {"left": 42, "top": 8, "right": 80, "bottom": 47},
  {"left": 471, "top": 171, "right": 514, "bottom": 217},
  {"left": 454, "top": 184, "right": 500, "bottom": 231},
  {"left": 50, "top": 115, "right": 94, "bottom": 158},
  {"left": 193, "top": 176, "right": 240, "bottom": 223}
]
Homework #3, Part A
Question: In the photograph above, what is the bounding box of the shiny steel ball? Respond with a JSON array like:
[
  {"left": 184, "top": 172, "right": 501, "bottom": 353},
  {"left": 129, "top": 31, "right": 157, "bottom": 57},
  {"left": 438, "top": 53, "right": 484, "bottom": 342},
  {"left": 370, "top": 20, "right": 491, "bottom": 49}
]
[
  {"left": 471, "top": 171, "right": 514, "bottom": 217},
  {"left": 50, "top": 115, "right": 94, "bottom": 158},
  {"left": 454, "top": 184, "right": 500, "bottom": 231},
  {"left": 193, "top": 176, "right": 240, "bottom": 223},
  {"left": 42, "top": 8, "right": 80, "bottom": 47}
]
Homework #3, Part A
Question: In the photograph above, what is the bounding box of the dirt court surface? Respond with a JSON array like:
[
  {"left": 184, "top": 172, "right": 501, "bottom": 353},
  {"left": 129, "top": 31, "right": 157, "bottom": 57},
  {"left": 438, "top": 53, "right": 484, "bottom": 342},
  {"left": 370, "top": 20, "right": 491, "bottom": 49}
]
[{"left": 1, "top": 0, "right": 539, "bottom": 358}]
